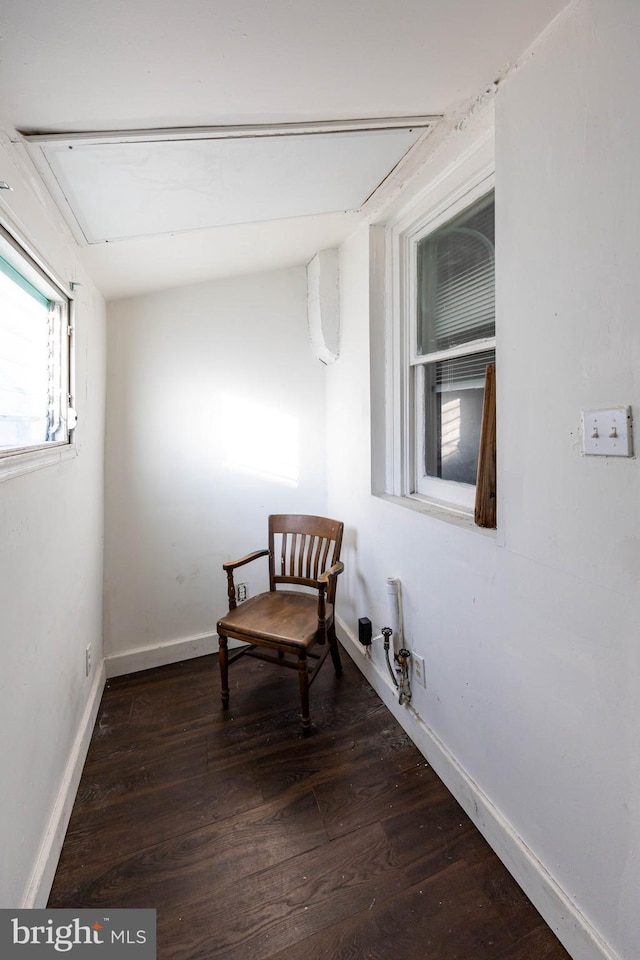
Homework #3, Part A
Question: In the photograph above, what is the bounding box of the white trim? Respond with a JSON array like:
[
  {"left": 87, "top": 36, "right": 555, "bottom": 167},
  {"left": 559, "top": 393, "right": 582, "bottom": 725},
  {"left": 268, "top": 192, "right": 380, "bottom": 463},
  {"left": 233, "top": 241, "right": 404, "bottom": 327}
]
[
  {"left": 22, "top": 630, "right": 234, "bottom": 905},
  {"left": 21, "top": 116, "right": 442, "bottom": 146},
  {"left": 407, "top": 180, "right": 496, "bottom": 504},
  {"left": 369, "top": 225, "right": 389, "bottom": 495},
  {"left": 0, "top": 213, "right": 75, "bottom": 470},
  {"left": 410, "top": 335, "right": 496, "bottom": 368},
  {"left": 415, "top": 466, "right": 478, "bottom": 510},
  {"left": 21, "top": 661, "right": 106, "bottom": 908},
  {"left": 0, "top": 442, "right": 77, "bottom": 483},
  {"left": 381, "top": 117, "right": 495, "bottom": 509},
  {"left": 386, "top": 109, "right": 495, "bottom": 233},
  {"left": 398, "top": 168, "right": 495, "bottom": 249},
  {"left": 384, "top": 211, "right": 412, "bottom": 497},
  {"left": 338, "top": 618, "right": 619, "bottom": 960},
  {"left": 22, "top": 118, "right": 442, "bottom": 247},
  {"left": 380, "top": 491, "right": 483, "bottom": 529},
  {"left": 0, "top": 210, "right": 76, "bottom": 303},
  {"left": 104, "top": 631, "right": 223, "bottom": 679}
]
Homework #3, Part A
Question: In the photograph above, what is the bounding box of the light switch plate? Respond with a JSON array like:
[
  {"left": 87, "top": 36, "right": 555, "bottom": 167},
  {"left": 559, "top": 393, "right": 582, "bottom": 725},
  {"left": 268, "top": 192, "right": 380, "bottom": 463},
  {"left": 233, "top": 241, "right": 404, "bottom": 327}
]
[{"left": 582, "top": 407, "right": 633, "bottom": 457}]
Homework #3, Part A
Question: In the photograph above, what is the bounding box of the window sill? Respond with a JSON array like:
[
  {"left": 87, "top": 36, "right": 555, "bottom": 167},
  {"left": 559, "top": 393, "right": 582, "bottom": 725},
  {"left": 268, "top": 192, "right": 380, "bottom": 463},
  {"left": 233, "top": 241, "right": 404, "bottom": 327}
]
[
  {"left": 0, "top": 443, "right": 77, "bottom": 483},
  {"left": 376, "top": 492, "right": 497, "bottom": 538}
]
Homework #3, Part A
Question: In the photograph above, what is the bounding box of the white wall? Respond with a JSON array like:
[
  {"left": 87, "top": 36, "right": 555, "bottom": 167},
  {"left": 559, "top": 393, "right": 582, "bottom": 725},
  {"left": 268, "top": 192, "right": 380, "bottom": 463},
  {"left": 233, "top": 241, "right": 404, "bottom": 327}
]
[
  {"left": 0, "top": 135, "right": 106, "bottom": 906},
  {"left": 327, "top": 3, "right": 640, "bottom": 959},
  {"left": 104, "top": 268, "right": 328, "bottom": 671}
]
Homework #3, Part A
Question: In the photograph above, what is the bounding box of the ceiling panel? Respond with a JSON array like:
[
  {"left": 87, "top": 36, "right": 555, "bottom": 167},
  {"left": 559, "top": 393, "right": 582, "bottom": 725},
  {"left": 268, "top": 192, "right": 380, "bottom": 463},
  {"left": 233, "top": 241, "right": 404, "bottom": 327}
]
[
  {"left": 26, "top": 125, "right": 429, "bottom": 243},
  {"left": 2, "top": 0, "right": 569, "bottom": 297}
]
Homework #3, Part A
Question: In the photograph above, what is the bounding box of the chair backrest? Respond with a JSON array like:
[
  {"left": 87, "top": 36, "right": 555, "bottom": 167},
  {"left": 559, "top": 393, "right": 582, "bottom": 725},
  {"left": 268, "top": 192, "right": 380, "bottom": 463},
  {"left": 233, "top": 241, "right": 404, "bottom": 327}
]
[{"left": 268, "top": 514, "right": 343, "bottom": 604}]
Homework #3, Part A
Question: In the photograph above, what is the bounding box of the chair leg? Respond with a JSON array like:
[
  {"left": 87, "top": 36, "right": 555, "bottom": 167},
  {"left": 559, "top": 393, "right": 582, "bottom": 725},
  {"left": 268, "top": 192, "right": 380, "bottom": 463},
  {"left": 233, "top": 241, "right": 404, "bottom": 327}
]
[
  {"left": 298, "top": 653, "right": 311, "bottom": 737},
  {"left": 219, "top": 634, "right": 229, "bottom": 709},
  {"left": 328, "top": 623, "right": 343, "bottom": 676}
]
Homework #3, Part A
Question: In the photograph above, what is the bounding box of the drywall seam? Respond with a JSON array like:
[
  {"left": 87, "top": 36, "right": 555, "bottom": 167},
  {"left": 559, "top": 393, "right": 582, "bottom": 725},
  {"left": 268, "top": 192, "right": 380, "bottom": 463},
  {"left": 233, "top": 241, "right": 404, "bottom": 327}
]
[{"left": 337, "top": 617, "right": 619, "bottom": 960}]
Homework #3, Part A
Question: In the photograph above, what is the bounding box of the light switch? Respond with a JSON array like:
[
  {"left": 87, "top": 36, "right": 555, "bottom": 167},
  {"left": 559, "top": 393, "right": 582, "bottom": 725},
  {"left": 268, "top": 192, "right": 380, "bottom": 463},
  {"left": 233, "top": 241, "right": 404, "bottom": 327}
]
[{"left": 582, "top": 407, "right": 633, "bottom": 457}]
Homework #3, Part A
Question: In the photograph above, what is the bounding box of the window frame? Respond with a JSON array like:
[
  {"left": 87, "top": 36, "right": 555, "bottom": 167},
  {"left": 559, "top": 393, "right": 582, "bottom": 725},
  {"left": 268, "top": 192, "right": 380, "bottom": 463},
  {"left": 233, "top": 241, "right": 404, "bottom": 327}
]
[
  {"left": 411, "top": 187, "right": 496, "bottom": 508},
  {"left": 0, "top": 218, "right": 76, "bottom": 483},
  {"left": 383, "top": 155, "right": 495, "bottom": 516}
]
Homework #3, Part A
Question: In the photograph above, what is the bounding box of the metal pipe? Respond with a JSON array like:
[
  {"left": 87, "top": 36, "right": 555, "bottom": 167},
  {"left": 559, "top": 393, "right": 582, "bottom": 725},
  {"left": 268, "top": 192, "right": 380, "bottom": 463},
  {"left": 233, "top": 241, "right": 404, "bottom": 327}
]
[
  {"left": 382, "top": 627, "right": 398, "bottom": 689},
  {"left": 395, "top": 647, "right": 412, "bottom": 705},
  {"left": 385, "top": 577, "right": 412, "bottom": 704}
]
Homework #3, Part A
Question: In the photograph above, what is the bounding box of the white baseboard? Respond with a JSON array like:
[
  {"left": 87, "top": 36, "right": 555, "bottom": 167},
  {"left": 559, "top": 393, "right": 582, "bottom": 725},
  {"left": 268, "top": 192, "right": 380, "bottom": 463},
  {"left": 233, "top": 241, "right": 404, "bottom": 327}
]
[
  {"left": 21, "top": 661, "right": 106, "bottom": 908},
  {"left": 23, "top": 621, "right": 615, "bottom": 960},
  {"left": 338, "top": 618, "right": 618, "bottom": 960},
  {"left": 21, "top": 630, "right": 238, "bottom": 907},
  {"left": 104, "top": 631, "right": 224, "bottom": 679}
]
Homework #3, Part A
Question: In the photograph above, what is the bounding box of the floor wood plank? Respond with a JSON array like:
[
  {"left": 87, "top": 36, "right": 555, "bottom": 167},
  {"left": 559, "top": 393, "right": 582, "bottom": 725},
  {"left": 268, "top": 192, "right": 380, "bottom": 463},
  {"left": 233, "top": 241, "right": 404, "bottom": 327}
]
[
  {"left": 160, "top": 821, "right": 406, "bottom": 960},
  {"left": 48, "top": 650, "right": 573, "bottom": 960}
]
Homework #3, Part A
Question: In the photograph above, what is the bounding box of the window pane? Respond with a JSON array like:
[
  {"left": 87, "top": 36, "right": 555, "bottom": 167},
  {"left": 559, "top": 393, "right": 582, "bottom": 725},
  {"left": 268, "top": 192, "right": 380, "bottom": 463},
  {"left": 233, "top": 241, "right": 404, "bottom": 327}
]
[
  {"left": 417, "top": 192, "right": 495, "bottom": 355},
  {"left": 424, "top": 349, "right": 495, "bottom": 485},
  {"left": 0, "top": 249, "right": 67, "bottom": 452}
]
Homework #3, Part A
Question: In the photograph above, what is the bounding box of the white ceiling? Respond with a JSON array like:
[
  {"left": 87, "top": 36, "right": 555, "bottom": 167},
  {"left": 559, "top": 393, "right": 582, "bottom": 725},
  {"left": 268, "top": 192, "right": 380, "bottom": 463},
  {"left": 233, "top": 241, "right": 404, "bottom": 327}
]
[
  {"left": 0, "top": 0, "right": 568, "bottom": 300},
  {"left": 26, "top": 124, "right": 431, "bottom": 241}
]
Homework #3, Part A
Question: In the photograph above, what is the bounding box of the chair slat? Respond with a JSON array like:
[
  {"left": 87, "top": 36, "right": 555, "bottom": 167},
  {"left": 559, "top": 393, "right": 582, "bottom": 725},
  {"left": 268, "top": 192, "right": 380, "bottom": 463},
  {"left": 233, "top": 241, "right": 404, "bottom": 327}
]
[
  {"left": 320, "top": 536, "right": 331, "bottom": 573},
  {"left": 318, "top": 538, "right": 329, "bottom": 577},
  {"left": 305, "top": 536, "right": 316, "bottom": 579},
  {"left": 219, "top": 514, "right": 345, "bottom": 735},
  {"left": 310, "top": 537, "right": 322, "bottom": 580},
  {"left": 271, "top": 517, "right": 343, "bottom": 589}
]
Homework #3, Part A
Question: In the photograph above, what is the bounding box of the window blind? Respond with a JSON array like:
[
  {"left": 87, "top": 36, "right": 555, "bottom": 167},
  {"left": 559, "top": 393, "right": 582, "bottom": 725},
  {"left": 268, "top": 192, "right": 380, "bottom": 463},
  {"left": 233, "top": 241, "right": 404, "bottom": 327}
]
[
  {"left": 417, "top": 193, "right": 495, "bottom": 354},
  {"left": 433, "top": 349, "right": 496, "bottom": 393}
]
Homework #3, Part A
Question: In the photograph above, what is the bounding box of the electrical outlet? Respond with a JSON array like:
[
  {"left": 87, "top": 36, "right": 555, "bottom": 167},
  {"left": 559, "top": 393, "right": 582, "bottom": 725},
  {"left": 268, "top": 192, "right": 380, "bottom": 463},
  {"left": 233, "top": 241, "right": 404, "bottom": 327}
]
[
  {"left": 237, "top": 582, "right": 247, "bottom": 603},
  {"left": 413, "top": 653, "right": 426, "bottom": 688},
  {"left": 85, "top": 644, "right": 92, "bottom": 677}
]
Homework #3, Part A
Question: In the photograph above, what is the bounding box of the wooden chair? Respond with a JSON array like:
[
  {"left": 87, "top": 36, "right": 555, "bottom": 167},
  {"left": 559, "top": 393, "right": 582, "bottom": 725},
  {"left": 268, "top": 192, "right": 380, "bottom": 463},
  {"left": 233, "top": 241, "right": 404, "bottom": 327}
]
[{"left": 216, "top": 514, "right": 344, "bottom": 736}]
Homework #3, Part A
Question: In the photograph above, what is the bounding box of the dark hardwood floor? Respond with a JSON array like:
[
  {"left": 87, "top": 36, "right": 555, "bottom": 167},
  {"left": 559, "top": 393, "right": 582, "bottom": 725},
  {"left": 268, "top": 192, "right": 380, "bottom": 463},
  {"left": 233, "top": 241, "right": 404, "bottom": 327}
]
[{"left": 49, "top": 647, "right": 572, "bottom": 960}]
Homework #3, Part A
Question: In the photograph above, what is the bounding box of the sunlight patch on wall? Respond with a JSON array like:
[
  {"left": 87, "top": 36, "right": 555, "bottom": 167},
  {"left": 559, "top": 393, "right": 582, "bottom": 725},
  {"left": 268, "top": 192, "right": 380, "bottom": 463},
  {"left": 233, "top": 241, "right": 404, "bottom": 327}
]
[
  {"left": 441, "top": 397, "right": 462, "bottom": 462},
  {"left": 220, "top": 393, "right": 299, "bottom": 486}
]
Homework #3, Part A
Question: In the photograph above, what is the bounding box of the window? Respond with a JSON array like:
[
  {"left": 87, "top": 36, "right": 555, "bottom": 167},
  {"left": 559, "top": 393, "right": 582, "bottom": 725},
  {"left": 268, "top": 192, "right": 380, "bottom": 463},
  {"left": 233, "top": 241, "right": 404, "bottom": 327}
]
[
  {"left": 0, "top": 223, "right": 74, "bottom": 475},
  {"left": 412, "top": 191, "right": 495, "bottom": 508},
  {"left": 372, "top": 111, "right": 495, "bottom": 522}
]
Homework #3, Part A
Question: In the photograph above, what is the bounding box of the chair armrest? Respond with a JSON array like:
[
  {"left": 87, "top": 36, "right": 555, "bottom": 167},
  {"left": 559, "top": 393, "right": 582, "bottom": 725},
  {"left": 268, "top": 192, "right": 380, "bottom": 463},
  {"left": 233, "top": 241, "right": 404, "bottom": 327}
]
[
  {"left": 223, "top": 549, "right": 269, "bottom": 610},
  {"left": 315, "top": 561, "right": 344, "bottom": 644},
  {"left": 223, "top": 549, "right": 269, "bottom": 572},
  {"left": 318, "top": 560, "right": 344, "bottom": 584}
]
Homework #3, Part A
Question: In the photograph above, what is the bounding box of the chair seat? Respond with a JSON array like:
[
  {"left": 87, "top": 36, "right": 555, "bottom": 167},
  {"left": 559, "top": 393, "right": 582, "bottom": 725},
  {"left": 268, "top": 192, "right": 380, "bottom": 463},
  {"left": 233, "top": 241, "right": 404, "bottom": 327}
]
[
  {"left": 217, "top": 590, "right": 334, "bottom": 649},
  {"left": 217, "top": 514, "right": 344, "bottom": 735}
]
